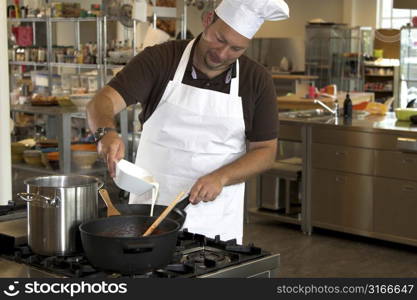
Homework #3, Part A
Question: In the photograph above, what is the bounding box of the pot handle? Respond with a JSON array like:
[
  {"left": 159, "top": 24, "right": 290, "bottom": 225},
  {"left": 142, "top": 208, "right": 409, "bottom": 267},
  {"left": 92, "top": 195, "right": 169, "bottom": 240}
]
[
  {"left": 122, "top": 242, "right": 154, "bottom": 254},
  {"left": 17, "top": 192, "right": 54, "bottom": 203}
]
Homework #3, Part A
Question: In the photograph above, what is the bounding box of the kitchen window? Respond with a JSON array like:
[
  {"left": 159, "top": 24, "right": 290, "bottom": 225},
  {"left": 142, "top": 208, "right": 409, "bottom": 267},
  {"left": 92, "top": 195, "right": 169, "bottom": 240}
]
[{"left": 378, "top": 0, "right": 417, "bottom": 29}]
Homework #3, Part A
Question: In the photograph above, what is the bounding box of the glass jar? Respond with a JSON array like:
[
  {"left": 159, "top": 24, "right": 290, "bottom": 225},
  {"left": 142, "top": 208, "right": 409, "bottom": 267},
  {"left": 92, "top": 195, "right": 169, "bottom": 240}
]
[
  {"left": 24, "top": 48, "right": 30, "bottom": 61},
  {"left": 87, "top": 76, "right": 98, "bottom": 93},
  {"left": 38, "top": 48, "right": 46, "bottom": 62},
  {"left": 30, "top": 47, "right": 38, "bottom": 62},
  {"left": 70, "top": 75, "right": 80, "bottom": 89},
  {"left": 61, "top": 73, "right": 71, "bottom": 91},
  {"left": 79, "top": 75, "right": 89, "bottom": 92}
]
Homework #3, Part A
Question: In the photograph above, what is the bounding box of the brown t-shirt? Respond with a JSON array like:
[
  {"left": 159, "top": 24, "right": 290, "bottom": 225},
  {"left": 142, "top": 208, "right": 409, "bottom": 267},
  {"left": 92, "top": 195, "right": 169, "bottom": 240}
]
[{"left": 108, "top": 36, "right": 278, "bottom": 142}]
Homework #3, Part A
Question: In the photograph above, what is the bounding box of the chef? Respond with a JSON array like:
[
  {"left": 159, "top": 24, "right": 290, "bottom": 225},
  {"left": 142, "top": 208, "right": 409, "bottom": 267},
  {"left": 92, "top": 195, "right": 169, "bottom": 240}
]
[{"left": 87, "top": 0, "right": 289, "bottom": 243}]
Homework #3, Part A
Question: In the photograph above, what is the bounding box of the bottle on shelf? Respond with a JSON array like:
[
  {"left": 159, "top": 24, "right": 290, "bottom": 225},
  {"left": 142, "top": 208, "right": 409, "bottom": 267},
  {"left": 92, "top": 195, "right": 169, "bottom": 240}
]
[
  {"left": 343, "top": 93, "right": 352, "bottom": 119},
  {"left": 308, "top": 83, "right": 316, "bottom": 99}
]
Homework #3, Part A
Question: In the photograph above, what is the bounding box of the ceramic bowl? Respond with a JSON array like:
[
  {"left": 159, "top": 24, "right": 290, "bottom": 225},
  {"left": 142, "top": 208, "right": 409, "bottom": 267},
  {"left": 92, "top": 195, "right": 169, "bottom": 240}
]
[
  {"left": 72, "top": 151, "right": 98, "bottom": 169},
  {"left": 23, "top": 150, "right": 43, "bottom": 167}
]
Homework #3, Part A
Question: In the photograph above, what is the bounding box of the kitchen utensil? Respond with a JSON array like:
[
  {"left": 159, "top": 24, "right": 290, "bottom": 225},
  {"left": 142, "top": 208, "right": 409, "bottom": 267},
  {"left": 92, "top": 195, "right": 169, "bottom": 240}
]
[
  {"left": 18, "top": 175, "right": 103, "bottom": 256},
  {"left": 113, "top": 159, "right": 159, "bottom": 215},
  {"left": 143, "top": 191, "right": 185, "bottom": 237},
  {"left": 99, "top": 188, "right": 121, "bottom": 217},
  {"left": 79, "top": 215, "right": 180, "bottom": 274}
]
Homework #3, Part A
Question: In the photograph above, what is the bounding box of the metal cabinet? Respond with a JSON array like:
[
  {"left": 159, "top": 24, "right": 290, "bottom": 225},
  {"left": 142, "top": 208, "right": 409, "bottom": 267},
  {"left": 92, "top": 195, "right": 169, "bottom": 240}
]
[
  {"left": 375, "top": 150, "right": 417, "bottom": 181},
  {"left": 310, "top": 125, "right": 417, "bottom": 246},
  {"left": 312, "top": 143, "right": 374, "bottom": 175},
  {"left": 374, "top": 177, "right": 417, "bottom": 240},
  {"left": 311, "top": 169, "right": 373, "bottom": 232}
]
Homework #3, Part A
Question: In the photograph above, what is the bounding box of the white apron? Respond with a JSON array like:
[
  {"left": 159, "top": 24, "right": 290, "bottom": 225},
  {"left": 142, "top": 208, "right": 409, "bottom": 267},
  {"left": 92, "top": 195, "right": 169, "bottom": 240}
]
[{"left": 129, "top": 39, "right": 246, "bottom": 243}]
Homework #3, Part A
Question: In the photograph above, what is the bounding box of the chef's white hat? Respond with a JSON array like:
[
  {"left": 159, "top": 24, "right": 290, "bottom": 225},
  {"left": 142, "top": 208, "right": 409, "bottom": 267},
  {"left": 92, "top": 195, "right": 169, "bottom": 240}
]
[{"left": 215, "top": 0, "right": 289, "bottom": 39}]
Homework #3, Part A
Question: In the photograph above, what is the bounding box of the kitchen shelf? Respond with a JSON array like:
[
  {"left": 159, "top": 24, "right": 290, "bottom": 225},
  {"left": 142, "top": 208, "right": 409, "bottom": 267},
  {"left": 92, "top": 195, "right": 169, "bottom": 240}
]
[
  {"left": 49, "top": 62, "right": 101, "bottom": 69},
  {"left": 104, "top": 63, "right": 126, "bottom": 69},
  {"left": 248, "top": 208, "right": 301, "bottom": 225},
  {"left": 8, "top": 17, "right": 47, "bottom": 22},
  {"left": 364, "top": 64, "right": 397, "bottom": 68},
  {"left": 7, "top": 17, "right": 99, "bottom": 23},
  {"left": 365, "top": 90, "right": 393, "bottom": 93},
  {"left": 12, "top": 163, "right": 107, "bottom": 175},
  {"left": 364, "top": 74, "right": 394, "bottom": 77},
  {"left": 10, "top": 104, "right": 82, "bottom": 116},
  {"left": 364, "top": 61, "right": 400, "bottom": 104},
  {"left": 12, "top": 163, "right": 58, "bottom": 175},
  {"left": 8, "top": 14, "right": 141, "bottom": 179},
  {"left": 9, "top": 61, "right": 48, "bottom": 67}
]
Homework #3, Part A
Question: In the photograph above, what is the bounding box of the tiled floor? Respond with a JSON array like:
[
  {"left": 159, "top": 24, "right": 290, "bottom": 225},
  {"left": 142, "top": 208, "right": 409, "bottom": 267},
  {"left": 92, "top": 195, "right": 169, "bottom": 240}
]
[{"left": 243, "top": 215, "right": 417, "bottom": 278}]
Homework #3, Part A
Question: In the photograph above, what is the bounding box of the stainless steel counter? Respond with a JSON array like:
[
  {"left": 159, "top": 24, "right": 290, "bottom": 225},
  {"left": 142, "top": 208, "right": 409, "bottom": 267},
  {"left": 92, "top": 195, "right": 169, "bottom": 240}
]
[
  {"left": 273, "top": 109, "right": 417, "bottom": 246},
  {"left": 279, "top": 111, "right": 417, "bottom": 135}
]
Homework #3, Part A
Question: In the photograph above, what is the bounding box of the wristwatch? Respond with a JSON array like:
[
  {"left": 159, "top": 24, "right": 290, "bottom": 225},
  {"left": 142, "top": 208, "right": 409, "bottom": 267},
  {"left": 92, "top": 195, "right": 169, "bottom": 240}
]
[{"left": 93, "top": 127, "right": 118, "bottom": 143}]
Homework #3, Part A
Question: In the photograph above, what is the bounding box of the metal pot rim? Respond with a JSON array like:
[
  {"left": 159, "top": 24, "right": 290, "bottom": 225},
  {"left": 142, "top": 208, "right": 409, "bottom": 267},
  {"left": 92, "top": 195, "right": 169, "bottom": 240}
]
[{"left": 24, "top": 175, "right": 103, "bottom": 189}]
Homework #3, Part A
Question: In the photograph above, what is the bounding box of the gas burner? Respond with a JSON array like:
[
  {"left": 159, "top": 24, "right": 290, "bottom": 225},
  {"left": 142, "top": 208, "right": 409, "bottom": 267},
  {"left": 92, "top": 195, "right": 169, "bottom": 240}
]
[{"left": 181, "top": 247, "right": 231, "bottom": 269}]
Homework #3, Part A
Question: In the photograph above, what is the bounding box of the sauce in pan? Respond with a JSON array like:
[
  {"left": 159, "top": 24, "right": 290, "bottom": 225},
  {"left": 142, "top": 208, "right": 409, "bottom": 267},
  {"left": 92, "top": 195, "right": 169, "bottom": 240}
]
[{"left": 98, "top": 224, "right": 166, "bottom": 238}]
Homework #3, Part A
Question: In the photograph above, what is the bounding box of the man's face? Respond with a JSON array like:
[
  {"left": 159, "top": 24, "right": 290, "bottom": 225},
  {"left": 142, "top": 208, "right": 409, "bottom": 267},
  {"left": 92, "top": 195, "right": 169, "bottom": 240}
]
[{"left": 198, "top": 18, "right": 250, "bottom": 71}]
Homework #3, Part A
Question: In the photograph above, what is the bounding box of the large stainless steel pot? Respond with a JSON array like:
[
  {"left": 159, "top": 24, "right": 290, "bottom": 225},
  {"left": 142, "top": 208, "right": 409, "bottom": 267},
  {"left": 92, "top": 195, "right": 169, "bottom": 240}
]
[{"left": 18, "top": 175, "right": 103, "bottom": 256}]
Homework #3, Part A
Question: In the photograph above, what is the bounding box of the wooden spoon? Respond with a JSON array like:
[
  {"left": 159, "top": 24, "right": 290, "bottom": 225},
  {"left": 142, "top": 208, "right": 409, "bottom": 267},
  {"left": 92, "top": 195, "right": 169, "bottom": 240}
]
[
  {"left": 142, "top": 191, "right": 186, "bottom": 237},
  {"left": 99, "top": 188, "right": 121, "bottom": 217}
]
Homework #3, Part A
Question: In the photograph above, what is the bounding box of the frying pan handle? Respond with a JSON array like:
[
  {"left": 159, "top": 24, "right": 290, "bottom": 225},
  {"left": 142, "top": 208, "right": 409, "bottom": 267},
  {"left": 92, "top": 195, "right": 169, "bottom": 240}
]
[
  {"left": 175, "top": 195, "right": 190, "bottom": 211},
  {"left": 122, "top": 242, "right": 154, "bottom": 254}
]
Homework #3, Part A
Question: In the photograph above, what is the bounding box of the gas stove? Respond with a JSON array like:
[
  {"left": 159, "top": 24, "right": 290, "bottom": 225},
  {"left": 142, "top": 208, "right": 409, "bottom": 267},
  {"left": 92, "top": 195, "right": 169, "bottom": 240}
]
[{"left": 0, "top": 218, "right": 279, "bottom": 278}]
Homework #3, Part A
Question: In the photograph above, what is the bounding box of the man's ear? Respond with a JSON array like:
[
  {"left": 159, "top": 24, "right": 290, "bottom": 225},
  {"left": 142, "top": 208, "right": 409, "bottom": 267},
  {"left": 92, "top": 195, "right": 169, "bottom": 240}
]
[{"left": 202, "top": 10, "right": 215, "bottom": 28}]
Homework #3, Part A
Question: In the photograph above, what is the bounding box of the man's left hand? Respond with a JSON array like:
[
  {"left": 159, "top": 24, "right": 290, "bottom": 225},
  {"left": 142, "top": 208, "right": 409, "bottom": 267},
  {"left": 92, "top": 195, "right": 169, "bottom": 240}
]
[{"left": 189, "top": 173, "right": 225, "bottom": 204}]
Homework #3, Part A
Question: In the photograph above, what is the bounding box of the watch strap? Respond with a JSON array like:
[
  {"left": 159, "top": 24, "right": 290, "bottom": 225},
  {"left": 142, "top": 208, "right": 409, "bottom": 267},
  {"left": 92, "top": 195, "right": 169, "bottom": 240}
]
[{"left": 94, "top": 127, "right": 118, "bottom": 143}]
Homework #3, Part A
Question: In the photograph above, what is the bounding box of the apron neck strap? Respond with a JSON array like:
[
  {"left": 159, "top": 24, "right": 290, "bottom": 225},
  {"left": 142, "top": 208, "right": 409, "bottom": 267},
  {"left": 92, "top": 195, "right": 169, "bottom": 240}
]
[
  {"left": 173, "top": 39, "right": 195, "bottom": 83},
  {"left": 173, "top": 38, "right": 240, "bottom": 98},
  {"left": 230, "top": 60, "right": 239, "bottom": 97}
]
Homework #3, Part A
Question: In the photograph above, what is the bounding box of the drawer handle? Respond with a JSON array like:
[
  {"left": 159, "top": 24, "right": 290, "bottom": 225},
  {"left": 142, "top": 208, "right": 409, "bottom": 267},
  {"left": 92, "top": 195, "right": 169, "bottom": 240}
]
[
  {"left": 397, "top": 137, "right": 417, "bottom": 153},
  {"left": 335, "top": 151, "right": 346, "bottom": 156},
  {"left": 402, "top": 186, "right": 416, "bottom": 192},
  {"left": 397, "top": 137, "right": 417, "bottom": 143},
  {"left": 335, "top": 176, "right": 346, "bottom": 184}
]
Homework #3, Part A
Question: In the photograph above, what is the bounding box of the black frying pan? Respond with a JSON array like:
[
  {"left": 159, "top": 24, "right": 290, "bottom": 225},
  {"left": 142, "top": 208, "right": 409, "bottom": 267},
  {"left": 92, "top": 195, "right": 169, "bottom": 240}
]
[{"left": 80, "top": 196, "right": 190, "bottom": 274}]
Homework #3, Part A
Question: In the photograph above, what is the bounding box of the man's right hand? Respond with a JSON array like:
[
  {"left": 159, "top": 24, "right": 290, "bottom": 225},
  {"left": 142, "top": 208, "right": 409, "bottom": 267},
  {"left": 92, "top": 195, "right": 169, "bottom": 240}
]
[{"left": 97, "top": 131, "right": 125, "bottom": 177}]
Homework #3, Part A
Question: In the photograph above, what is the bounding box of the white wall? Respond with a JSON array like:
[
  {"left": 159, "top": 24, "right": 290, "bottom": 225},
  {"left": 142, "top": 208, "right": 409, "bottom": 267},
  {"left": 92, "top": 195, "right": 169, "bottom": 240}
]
[
  {"left": 343, "top": 0, "right": 378, "bottom": 28},
  {"left": 184, "top": 0, "right": 379, "bottom": 39},
  {"left": 256, "top": 0, "right": 345, "bottom": 38}
]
